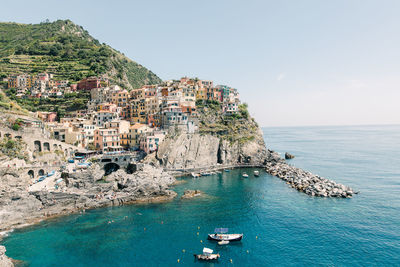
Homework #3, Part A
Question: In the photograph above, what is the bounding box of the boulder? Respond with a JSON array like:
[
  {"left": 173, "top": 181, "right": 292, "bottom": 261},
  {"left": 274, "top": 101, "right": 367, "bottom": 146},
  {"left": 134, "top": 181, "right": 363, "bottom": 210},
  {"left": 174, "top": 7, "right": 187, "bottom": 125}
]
[{"left": 285, "top": 152, "right": 295, "bottom": 159}]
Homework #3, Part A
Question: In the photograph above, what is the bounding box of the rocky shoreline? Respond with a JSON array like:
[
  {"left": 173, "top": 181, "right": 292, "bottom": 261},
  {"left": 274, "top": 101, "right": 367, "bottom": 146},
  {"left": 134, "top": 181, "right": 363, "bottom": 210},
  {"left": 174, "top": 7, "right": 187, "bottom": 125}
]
[
  {"left": 0, "top": 246, "right": 13, "bottom": 267},
  {"left": 181, "top": 189, "right": 204, "bottom": 199},
  {"left": 265, "top": 158, "right": 356, "bottom": 198},
  {"left": 0, "top": 164, "right": 176, "bottom": 234},
  {"left": 0, "top": 144, "right": 357, "bottom": 266}
]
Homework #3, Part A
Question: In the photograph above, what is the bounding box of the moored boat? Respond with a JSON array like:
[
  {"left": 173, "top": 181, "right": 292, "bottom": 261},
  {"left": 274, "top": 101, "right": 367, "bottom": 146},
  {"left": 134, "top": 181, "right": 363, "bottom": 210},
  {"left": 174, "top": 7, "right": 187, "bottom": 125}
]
[
  {"left": 208, "top": 233, "right": 243, "bottom": 241},
  {"left": 191, "top": 172, "right": 200, "bottom": 178},
  {"left": 254, "top": 170, "right": 260, "bottom": 177},
  {"left": 194, "top": 248, "right": 220, "bottom": 261},
  {"left": 218, "top": 240, "right": 230, "bottom": 245},
  {"left": 242, "top": 172, "right": 249, "bottom": 178},
  {"left": 208, "top": 228, "right": 243, "bottom": 241}
]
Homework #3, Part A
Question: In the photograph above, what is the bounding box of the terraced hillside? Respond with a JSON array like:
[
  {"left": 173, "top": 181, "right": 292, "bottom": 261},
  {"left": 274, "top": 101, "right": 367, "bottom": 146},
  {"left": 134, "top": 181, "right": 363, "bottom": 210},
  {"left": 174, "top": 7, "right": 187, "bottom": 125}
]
[{"left": 0, "top": 20, "right": 161, "bottom": 89}]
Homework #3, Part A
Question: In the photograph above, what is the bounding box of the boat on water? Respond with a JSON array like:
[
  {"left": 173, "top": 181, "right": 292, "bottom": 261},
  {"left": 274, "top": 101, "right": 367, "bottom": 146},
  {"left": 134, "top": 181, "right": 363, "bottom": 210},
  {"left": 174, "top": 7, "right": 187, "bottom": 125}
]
[
  {"left": 201, "top": 172, "right": 212, "bottom": 176},
  {"left": 209, "top": 233, "right": 243, "bottom": 241},
  {"left": 242, "top": 172, "right": 249, "bottom": 178},
  {"left": 254, "top": 170, "right": 260, "bottom": 177},
  {"left": 208, "top": 228, "right": 243, "bottom": 241},
  {"left": 218, "top": 240, "right": 230, "bottom": 245},
  {"left": 224, "top": 169, "right": 230, "bottom": 172},
  {"left": 191, "top": 172, "right": 200, "bottom": 178},
  {"left": 194, "top": 248, "right": 220, "bottom": 261}
]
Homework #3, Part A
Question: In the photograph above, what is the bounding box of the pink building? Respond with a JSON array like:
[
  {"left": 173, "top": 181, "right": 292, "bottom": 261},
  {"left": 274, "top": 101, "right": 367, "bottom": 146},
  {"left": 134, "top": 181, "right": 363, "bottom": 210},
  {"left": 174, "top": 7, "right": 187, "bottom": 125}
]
[
  {"left": 37, "top": 111, "right": 57, "bottom": 122},
  {"left": 94, "top": 128, "right": 123, "bottom": 153},
  {"left": 140, "top": 132, "right": 165, "bottom": 154}
]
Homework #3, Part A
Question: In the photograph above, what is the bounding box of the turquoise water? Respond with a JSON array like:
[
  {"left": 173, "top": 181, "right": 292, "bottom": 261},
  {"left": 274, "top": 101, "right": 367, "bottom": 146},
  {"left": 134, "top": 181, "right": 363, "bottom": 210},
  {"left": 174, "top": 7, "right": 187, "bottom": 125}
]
[{"left": 2, "top": 125, "right": 400, "bottom": 266}]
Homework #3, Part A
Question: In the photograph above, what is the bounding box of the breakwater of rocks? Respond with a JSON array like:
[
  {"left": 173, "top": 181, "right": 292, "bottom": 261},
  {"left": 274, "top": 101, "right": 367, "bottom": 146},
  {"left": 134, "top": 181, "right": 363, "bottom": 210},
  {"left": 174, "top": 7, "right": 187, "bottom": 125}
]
[{"left": 265, "top": 161, "right": 356, "bottom": 198}]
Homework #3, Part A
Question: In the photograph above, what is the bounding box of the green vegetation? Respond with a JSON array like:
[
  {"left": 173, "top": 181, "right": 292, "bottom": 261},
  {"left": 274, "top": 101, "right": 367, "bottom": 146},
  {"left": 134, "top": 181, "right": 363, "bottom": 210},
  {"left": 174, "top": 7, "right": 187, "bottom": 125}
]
[
  {"left": 5, "top": 88, "right": 89, "bottom": 117},
  {"left": 11, "top": 123, "right": 20, "bottom": 131},
  {"left": 197, "top": 102, "right": 258, "bottom": 144},
  {"left": 0, "top": 20, "right": 161, "bottom": 88},
  {"left": 0, "top": 137, "right": 27, "bottom": 160},
  {"left": 0, "top": 89, "right": 28, "bottom": 114},
  {"left": 238, "top": 103, "right": 249, "bottom": 119}
]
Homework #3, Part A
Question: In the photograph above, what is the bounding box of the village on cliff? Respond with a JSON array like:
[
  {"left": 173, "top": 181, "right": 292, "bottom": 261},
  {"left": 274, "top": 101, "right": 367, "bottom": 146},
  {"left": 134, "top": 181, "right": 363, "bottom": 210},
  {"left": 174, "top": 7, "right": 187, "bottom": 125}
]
[{"left": 4, "top": 73, "right": 241, "bottom": 154}]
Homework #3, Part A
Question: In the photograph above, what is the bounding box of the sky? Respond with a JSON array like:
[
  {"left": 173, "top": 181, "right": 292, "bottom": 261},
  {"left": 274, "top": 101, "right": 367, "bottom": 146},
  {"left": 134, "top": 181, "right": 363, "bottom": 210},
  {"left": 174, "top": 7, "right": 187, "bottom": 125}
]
[{"left": 1, "top": 0, "right": 400, "bottom": 127}]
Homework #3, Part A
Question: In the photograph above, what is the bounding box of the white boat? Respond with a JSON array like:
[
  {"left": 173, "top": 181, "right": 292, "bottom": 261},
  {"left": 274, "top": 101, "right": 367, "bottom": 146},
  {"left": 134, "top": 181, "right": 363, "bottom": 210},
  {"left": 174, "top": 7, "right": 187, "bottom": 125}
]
[
  {"left": 242, "top": 173, "right": 249, "bottom": 178},
  {"left": 191, "top": 172, "right": 200, "bottom": 178},
  {"left": 254, "top": 170, "right": 260, "bottom": 177},
  {"left": 208, "top": 228, "right": 243, "bottom": 241},
  {"left": 194, "top": 247, "right": 220, "bottom": 261},
  {"left": 208, "top": 233, "right": 243, "bottom": 241},
  {"left": 218, "top": 240, "right": 230, "bottom": 245}
]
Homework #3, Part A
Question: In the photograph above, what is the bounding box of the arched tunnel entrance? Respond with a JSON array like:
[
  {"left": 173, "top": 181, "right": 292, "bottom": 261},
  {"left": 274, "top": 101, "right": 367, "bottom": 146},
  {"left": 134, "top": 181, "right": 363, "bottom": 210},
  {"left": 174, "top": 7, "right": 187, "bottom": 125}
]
[
  {"left": 28, "top": 170, "right": 34, "bottom": 178},
  {"left": 104, "top": 163, "right": 120, "bottom": 175},
  {"left": 38, "top": 169, "right": 45, "bottom": 176},
  {"left": 126, "top": 163, "right": 137, "bottom": 174}
]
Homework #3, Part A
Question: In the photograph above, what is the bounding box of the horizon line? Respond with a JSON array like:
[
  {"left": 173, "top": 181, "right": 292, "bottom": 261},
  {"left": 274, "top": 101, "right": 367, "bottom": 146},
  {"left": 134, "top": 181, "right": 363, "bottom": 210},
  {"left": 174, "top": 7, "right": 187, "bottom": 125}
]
[{"left": 261, "top": 123, "right": 400, "bottom": 128}]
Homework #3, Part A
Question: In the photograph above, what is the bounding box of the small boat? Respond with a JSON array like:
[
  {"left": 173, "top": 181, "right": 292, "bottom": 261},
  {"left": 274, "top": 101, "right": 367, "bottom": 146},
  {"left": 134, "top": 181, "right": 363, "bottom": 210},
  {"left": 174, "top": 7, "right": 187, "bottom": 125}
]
[
  {"left": 37, "top": 176, "right": 46, "bottom": 182},
  {"left": 194, "top": 248, "right": 220, "bottom": 261},
  {"left": 254, "top": 170, "right": 260, "bottom": 177},
  {"left": 208, "top": 233, "right": 243, "bottom": 241},
  {"left": 218, "top": 240, "right": 230, "bottom": 245},
  {"left": 208, "top": 228, "right": 243, "bottom": 241},
  {"left": 201, "top": 172, "right": 212, "bottom": 176},
  {"left": 191, "top": 172, "right": 200, "bottom": 178},
  {"left": 224, "top": 169, "right": 230, "bottom": 172},
  {"left": 242, "top": 173, "right": 249, "bottom": 178}
]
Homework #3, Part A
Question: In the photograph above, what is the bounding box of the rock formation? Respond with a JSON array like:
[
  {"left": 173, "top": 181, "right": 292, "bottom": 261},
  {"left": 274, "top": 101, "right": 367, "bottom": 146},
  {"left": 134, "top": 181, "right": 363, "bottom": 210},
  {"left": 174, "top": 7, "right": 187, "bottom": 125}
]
[
  {"left": 265, "top": 157, "right": 355, "bottom": 198},
  {"left": 0, "top": 246, "right": 13, "bottom": 267},
  {"left": 0, "top": 164, "right": 176, "bottom": 232},
  {"left": 156, "top": 129, "right": 268, "bottom": 170},
  {"left": 285, "top": 152, "right": 295, "bottom": 159},
  {"left": 181, "top": 189, "right": 204, "bottom": 199}
]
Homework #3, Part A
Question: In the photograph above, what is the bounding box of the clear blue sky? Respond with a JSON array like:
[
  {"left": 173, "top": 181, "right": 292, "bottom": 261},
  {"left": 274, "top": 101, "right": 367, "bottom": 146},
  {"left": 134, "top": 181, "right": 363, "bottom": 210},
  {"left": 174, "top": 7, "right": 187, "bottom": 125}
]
[{"left": 2, "top": 0, "right": 400, "bottom": 126}]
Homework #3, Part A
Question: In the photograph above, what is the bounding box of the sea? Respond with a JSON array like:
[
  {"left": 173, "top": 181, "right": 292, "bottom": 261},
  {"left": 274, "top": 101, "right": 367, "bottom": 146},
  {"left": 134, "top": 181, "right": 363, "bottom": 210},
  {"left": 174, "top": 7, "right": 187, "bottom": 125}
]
[{"left": 2, "top": 125, "right": 400, "bottom": 266}]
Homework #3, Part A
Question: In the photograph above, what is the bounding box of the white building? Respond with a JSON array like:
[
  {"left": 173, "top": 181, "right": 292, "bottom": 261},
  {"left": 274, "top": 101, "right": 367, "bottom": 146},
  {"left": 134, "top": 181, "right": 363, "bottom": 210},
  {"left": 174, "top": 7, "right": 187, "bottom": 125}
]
[{"left": 93, "top": 111, "right": 120, "bottom": 127}]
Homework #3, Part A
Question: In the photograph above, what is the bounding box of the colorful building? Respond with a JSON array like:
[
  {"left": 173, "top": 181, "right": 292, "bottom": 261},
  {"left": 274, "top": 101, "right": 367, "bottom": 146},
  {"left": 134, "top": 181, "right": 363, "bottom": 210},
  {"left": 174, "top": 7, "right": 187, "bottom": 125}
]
[{"left": 94, "top": 128, "right": 122, "bottom": 152}]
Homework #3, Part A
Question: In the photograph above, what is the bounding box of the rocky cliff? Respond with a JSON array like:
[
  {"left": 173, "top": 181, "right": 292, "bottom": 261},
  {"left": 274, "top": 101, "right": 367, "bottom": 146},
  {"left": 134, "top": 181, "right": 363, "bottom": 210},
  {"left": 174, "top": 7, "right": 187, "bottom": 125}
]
[
  {"left": 0, "top": 164, "right": 176, "bottom": 232},
  {"left": 157, "top": 131, "right": 268, "bottom": 170},
  {"left": 156, "top": 102, "right": 268, "bottom": 170}
]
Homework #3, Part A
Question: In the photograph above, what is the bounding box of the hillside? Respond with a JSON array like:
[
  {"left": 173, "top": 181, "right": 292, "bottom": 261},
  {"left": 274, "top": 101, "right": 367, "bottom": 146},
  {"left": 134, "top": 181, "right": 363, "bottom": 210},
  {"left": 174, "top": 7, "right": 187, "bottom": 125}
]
[{"left": 0, "top": 19, "right": 161, "bottom": 89}]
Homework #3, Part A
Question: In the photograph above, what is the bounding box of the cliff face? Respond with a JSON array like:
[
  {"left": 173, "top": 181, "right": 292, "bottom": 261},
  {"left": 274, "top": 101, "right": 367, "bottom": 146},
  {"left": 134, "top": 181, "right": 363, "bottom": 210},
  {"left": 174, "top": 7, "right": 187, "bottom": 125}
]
[
  {"left": 157, "top": 130, "right": 267, "bottom": 170},
  {"left": 156, "top": 103, "right": 268, "bottom": 170}
]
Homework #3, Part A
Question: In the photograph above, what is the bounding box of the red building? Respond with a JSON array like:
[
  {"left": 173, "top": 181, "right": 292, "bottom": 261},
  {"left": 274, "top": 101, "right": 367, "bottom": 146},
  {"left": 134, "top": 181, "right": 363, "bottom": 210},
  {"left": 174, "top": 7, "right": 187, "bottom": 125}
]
[{"left": 78, "top": 77, "right": 108, "bottom": 90}]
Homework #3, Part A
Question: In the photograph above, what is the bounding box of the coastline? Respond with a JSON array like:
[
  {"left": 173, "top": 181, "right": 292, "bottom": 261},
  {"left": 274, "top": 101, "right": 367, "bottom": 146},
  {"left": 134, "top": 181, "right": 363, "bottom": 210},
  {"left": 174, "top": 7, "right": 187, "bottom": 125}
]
[
  {"left": 0, "top": 191, "right": 177, "bottom": 238},
  {"left": 0, "top": 161, "right": 355, "bottom": 235},
  {"left": 0, "top": 161, "right": 356, "bottom": 266},
  {"left": 0, "top": 164, "right": 263, "bottom": 235}
]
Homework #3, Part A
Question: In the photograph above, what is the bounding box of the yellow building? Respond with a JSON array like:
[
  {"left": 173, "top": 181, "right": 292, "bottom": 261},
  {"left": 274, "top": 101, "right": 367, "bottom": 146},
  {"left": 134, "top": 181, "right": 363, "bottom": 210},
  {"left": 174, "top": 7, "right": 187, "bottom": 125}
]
[
  {"left": 129, "top": 99, "right": 147, "bottom": 124},
  {"left": 196, "top": 87, "right": 207, "bottom": 100},
  {"left": 128, "top": 123, "right": 151, "bottom": 149},
  {"left": 111, "top": 89, "right": 129, "bottom": 108}
]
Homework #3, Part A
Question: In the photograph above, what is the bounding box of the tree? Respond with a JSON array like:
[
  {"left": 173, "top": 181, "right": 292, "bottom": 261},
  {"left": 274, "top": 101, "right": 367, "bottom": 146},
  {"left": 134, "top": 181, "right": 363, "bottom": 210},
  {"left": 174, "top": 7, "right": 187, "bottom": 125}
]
[
  {"left": 12, "top": 123, "right": 20, "bottom": 131},
  {"left": 49, "top": 46, "right": 60, "bottom": 56}
]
